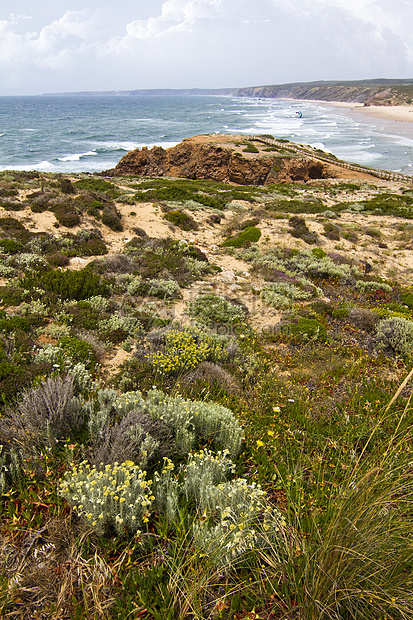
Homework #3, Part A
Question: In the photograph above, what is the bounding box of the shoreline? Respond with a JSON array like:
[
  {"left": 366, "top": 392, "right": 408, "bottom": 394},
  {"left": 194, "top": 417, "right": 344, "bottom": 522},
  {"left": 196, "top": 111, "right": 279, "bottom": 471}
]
[{"left": 307, "top": 99, "right": 413, "bottom": 123}]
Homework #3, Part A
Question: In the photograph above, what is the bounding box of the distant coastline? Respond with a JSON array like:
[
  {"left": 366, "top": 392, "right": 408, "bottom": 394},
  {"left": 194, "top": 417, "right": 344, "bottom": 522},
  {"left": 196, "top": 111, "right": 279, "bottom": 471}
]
[{"left": 45, "top": 78, "right": 413, "bottom": 108}]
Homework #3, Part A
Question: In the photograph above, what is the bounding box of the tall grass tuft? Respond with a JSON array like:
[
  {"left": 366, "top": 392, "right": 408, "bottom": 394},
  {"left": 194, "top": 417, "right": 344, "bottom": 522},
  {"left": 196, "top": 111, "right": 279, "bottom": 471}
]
[{"left": 264, "top": 379, "right": 413, "bottom": 620}]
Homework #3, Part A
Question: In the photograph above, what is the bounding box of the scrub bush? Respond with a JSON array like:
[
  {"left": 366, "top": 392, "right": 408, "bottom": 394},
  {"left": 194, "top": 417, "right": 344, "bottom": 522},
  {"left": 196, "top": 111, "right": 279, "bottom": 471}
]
[
  {"left": 1, "top": 376, "right": 83, "bottom": 448},
  {"left": 59, "top": 461, "right": 154, "bottom": 535},
  {"left": 222, "top": 226, "right": 261, "bottom": 248},
  {"left": 101, "top": 208, "right": 123, "bottom": 232},
  {"left": 375, "top": 316, "right": 413, "bottom": 360},
  {"left": 20, "top": 267, "right": 109, "bottom": 301},
  {"left": 148, "top": 326, "right": 226, "bottom": 375},
  {"left": 136, "top": 278, "right": 181, "bottom": 300},
  {"left": 186, "top": 293, "right": 247, "bottom": 327},
  {"left": 163, "top": 209, "right": 198, "bottom": 231}
]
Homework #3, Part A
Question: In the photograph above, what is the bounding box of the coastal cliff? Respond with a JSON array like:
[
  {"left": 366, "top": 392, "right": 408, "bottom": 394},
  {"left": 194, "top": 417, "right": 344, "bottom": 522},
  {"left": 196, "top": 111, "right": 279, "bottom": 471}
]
[{"left": 233, "top": 79, "right": 413, "bottom": 106}]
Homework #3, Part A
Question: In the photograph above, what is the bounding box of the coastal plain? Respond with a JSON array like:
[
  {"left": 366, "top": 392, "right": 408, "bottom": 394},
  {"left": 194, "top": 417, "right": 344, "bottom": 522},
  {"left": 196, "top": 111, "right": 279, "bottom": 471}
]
[{"left": 0, "top": 133, "right": 412, "bottom": 619}]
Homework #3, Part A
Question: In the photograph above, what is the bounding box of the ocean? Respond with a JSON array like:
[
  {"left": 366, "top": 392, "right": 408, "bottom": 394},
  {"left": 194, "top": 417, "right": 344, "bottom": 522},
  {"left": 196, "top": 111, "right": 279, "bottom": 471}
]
[{"left": 1, "top": 94, "right": 413, "bottom": 176}]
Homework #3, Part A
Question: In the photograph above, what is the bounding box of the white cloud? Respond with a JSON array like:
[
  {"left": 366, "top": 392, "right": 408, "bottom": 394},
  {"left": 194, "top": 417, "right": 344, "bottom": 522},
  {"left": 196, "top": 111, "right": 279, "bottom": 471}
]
[
  {"left": 0, "top": 10, "right": 95, "bottom": 70},
  {"left": 118, "top": 0, "right": 225, "bottom": 41},
  {"left": 1, "top": 0, "right": 413, "bottom": 94}
]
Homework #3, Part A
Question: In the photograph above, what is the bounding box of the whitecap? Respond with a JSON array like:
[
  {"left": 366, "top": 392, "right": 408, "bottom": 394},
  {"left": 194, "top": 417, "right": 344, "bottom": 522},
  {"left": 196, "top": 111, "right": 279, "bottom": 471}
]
[
  {"left": 58, "top": 151, "right": 97, "bottom": 162},
  {"left": 0, "top": 160, "right": 56, "bottom": 172}
]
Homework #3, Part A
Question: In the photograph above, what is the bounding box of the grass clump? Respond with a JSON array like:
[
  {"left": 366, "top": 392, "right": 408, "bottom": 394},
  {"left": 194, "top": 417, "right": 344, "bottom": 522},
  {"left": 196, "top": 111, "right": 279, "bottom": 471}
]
[{"left": 242, "top": 143, "right": 259, "bottom": 153}]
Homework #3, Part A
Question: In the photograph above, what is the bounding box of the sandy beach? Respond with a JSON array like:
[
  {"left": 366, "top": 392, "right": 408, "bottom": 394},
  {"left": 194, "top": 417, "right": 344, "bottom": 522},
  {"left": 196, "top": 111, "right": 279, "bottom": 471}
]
[{"left": 315, "top": 100, "right": 413, "bottom": 123}]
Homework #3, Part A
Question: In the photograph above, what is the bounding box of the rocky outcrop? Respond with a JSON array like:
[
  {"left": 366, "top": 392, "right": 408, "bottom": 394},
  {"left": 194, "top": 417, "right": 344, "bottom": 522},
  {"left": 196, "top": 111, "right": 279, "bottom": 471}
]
[{"left": 105, "top": 136, "right": 329, "bottom": 185}]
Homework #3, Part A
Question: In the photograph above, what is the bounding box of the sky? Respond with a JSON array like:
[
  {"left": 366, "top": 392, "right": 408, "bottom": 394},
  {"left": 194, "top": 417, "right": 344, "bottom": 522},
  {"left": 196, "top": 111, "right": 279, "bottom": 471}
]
[{"left": 0, "top": 0, "right": 413, "bottom": 96}]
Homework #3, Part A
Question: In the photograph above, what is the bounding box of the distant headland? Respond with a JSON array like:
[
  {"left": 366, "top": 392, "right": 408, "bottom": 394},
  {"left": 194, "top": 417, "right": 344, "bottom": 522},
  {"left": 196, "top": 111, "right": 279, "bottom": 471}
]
[{"left": 46, "top": 78, "right": 413, "bottom": 106}]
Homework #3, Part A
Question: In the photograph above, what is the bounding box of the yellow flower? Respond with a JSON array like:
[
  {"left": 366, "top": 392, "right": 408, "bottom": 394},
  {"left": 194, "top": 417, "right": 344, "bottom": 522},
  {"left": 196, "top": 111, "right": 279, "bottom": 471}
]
[
  {"left": 256, "top": 440, "right": 264, "bottom": 448},
  {"left": 267, "top": 430, "right": 274, "bottom": 437}
]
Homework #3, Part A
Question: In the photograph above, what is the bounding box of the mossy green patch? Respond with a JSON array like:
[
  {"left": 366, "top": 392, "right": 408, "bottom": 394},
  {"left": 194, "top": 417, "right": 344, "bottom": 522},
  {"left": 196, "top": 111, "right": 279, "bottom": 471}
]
[{"left": 222, "top": 226, "right": 261, "bottom": 247}]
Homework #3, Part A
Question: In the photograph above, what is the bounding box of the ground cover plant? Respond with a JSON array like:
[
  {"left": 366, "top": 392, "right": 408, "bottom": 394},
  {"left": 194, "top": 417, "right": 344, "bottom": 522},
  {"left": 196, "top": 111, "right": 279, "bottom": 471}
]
[{"left": 0, "top": 163, "right": 413, "bottom": 619}]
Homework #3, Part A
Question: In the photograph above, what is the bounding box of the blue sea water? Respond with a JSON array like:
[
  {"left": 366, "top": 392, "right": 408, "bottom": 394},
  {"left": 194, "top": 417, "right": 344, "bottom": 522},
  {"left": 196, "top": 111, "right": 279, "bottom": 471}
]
[{"left": 0, "top": 94, "right": 413, "bottom": 175}]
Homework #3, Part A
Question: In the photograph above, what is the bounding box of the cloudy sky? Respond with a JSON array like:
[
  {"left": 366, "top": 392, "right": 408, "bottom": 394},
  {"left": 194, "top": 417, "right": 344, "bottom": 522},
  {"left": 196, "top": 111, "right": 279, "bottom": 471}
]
[{"left": 0, "top": 0, "right": 412, "bottom": 95}]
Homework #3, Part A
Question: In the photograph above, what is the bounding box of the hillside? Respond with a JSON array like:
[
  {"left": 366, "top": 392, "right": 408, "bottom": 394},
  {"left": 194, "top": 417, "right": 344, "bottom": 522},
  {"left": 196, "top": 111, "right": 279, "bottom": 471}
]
[
  {"left": 234, "top": 78, "right": 413, "bottom": 105},
  {"left": 0, "top": 135, "right": 412, "bottom": 618}
]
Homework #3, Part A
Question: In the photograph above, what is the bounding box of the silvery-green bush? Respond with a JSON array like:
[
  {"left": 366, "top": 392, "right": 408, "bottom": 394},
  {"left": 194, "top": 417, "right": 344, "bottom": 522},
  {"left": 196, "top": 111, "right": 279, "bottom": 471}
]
[
  {"left": 182, "top": 449, "right": 235, "bottom": 503},
  {"left": 145, "top": 389, "right": 244, "bottom": 457},
  {"left": 244, "top": 248, "right": 360, "bottom": 282},
  {"left": 186, "top": 293, "right": 247, "bottom": 327},
  {"left": 98, "top": 311, "right": 143, "bottom": 339},
  {"left": 260, "top": 281, "right": 321, "bottom": 309},
  {"left": 355, "top": 280, "right": 393, "bottom": 294},
  {"left": 59, "top": 460, "right": 154, "bottom": 535},
  {"left": 375, "top": 316, "right": 413, "bottom": 360}
]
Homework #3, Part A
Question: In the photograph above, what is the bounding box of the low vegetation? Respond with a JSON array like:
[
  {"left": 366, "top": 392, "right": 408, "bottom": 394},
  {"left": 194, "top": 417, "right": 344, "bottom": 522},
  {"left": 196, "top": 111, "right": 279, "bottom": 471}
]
[{"left": 0, "top": 163, "right": 412, "bottom": 619}]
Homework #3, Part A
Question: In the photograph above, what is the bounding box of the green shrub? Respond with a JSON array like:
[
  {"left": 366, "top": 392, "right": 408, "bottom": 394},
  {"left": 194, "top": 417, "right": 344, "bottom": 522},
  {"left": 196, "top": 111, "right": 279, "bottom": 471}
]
[
  {"left": 289, "top": 317, "right": 328, "bottom": 342},
  {"left": 323, "top": 222, "right": 340, "bottom": 240},
  {"left": 20, "top": 267, "right": 109, "bottom": 301},
  {"left": 311, "top": 248, "right": 327, "bottom": 259},
  {"left": 222, "top": 227, "right": 261, "bottom": 248},
  {"left": 101, "top": 208, "right": 123, "bottom": 232},
  {"left": 163, "top": 209, "right": 198, "bottom": 231},
  {"left": 0, "top": 314, "right": 31, "bottom": 334},
  {"left": 0, "top": 239, "right": 23, "bottom": 254},
  {"left": 45, "top": 252, "right": 70, "bottom": 267},
  {"left": 59, "top": 336, "right": 97, "bottom": 370},
  {"left": 77, "top": 235, "right": 107, "bottom": 257},
  {"left": 288, "top": 216, "right": 319, "bottom": 245},
  {"left": 0, "top": 217, "right": 31, "bottom": 242},
  {"left": 242, "top": 143, "right": 259, "bottom": 153},
  {"left": 0, "top": 285, "right": 24, "bottom": 305},
  {"left": 51, "top": 204, "right": 81, "bottom": 228},
  {"left": 58, "top": 178, "right": 75, "bottom": 194},
  {"left": 73, "top": 178, "right": 120, "bottom": 198},
  {"left": 401, "top": 291, "right": 413, "bottom": 310}
]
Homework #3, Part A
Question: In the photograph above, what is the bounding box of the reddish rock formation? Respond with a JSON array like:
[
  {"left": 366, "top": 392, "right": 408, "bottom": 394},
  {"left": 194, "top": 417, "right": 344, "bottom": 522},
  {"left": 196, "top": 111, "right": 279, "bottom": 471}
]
[{"left": 105, "top": 135, "right": 329, "bottom": 185}]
